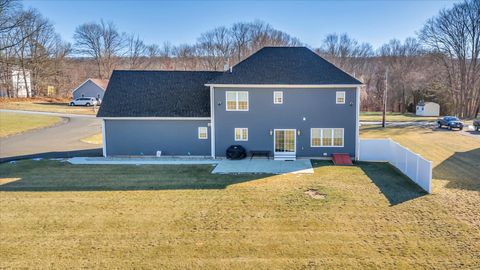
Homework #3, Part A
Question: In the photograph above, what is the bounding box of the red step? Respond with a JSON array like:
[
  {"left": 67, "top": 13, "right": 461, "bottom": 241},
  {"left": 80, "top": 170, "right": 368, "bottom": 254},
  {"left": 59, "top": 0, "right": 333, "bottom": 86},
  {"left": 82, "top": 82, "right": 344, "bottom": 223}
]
[{"left": 332, "top": 153, "right": 353, "bottom": 165}]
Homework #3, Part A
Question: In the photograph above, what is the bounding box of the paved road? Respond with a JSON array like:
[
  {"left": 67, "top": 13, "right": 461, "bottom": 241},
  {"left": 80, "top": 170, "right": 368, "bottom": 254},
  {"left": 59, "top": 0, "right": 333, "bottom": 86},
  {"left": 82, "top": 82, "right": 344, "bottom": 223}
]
[
  {"left": 361, "top": 120, "right": 479, "bottom": 138},
  {"left": 0, "top": 110, "right": 102, "bottom": 162}
]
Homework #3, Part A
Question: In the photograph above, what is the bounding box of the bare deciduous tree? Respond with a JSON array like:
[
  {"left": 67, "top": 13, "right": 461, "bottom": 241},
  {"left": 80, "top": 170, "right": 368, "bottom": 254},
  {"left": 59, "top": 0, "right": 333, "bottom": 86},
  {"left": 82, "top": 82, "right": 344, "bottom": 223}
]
[
  {"left": 74, "top": 20, "right": 124, "bottom": 79},
  {"left": 420, "top": 0, "right": 480, "bottom": 117}
]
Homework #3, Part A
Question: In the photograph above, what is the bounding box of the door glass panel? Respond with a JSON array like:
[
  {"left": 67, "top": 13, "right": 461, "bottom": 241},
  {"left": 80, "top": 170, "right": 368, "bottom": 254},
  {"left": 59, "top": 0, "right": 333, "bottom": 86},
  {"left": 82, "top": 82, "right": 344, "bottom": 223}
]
[
  {"left": 275, "top": 130, "right": 285, "bottom": 152},
  {"left": 285, "top": 130, "right": 295, "bottom": 152},
  {"left": 275, "top": 130, "right": 295, "bottom": 153}
]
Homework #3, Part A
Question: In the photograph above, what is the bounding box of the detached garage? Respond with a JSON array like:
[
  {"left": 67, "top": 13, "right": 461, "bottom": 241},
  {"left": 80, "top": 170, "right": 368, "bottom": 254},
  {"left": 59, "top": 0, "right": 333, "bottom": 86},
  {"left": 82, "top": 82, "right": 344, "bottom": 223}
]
[
  {"left": 72, "top": 78, "right": 109, "bottom": 101},
  {"left": 97, "top": 70, "right": 221, "bottom": 157}
]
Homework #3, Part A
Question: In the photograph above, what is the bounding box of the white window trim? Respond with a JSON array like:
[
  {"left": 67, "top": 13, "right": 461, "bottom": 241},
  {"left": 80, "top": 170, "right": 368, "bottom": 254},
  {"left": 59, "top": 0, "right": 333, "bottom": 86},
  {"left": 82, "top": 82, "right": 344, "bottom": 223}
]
[
  {"left": 226, "top": 91, "right": 249, "bottom": 111},
  {"left": 273, "top": 91, "right": 283, "bottom": 104},
  {"left": 310, "top": 128, "right": 344, "bottom": 147},
  {"left": 198, "top": 127, "right": 208, "bottom": 139},
  {"left": 336, "top": 91, "right": 346, "bottom": 104},
  {"left": 234, "top": 128, "right": 248, "bottom": 141}
]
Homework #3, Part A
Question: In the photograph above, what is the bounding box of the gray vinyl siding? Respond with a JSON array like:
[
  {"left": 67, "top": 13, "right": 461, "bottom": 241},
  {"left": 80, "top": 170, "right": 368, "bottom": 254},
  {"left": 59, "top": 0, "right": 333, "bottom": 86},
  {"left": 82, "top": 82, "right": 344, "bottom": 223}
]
[
  {"left": 104, "top": 119, "right": 211, "bottom": 156},
  {"left": 73, "top": 80, "right": 105, "bottom": 100},
  {"left": 213, "top": 87, "right": 357, "bottom": 158}
]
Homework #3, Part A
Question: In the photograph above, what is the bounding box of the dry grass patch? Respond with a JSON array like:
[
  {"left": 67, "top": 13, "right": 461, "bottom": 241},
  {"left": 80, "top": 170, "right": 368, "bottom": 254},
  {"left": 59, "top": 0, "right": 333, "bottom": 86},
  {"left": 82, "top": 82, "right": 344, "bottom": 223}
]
[
  {"left": 0, "top": 159, "right": 479, "bottom": 269},
  {"left": 0, "top": 111, "right": 63, "bottom": 137},
  {"left": 80, "top": 133, "right": 102, "bottom": 145}
]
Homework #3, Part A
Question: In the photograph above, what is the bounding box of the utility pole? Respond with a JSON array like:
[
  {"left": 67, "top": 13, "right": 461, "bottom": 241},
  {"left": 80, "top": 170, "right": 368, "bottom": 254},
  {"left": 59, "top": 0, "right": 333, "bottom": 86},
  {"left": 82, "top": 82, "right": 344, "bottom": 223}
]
[{"left": 382, "top": 68, "right": 388, "bottom": 128}]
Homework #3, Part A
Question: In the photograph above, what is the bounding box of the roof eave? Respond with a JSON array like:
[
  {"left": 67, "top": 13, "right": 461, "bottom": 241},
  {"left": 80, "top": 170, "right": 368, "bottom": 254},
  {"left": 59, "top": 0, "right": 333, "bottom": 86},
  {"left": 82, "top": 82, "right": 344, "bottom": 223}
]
[{"left": 205, "top": 83, "right": 364, "bottom": 88}]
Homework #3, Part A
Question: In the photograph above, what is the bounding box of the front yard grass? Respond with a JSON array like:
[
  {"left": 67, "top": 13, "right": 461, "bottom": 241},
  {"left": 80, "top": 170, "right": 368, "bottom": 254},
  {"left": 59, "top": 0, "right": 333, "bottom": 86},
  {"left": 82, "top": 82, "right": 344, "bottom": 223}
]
[
  {"left": 1, "top": 149, "right": 479, "bottom": 268},
  {"left": 0, "top": 111, "right": 63, "bottom": 137}
]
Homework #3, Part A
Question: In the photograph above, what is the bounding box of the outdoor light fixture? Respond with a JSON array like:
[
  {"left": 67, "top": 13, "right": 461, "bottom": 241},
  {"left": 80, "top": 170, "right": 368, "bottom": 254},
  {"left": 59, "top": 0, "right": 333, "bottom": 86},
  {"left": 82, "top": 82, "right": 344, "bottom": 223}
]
[
  {"left": 297, "top": 130, "right": 301, "bottom": 136},
  {"left": 217, "top": 101, "right": 222, "bottom": 106},
  {"left": 269, "top": 129, "right": 273, "bottom": 136}
]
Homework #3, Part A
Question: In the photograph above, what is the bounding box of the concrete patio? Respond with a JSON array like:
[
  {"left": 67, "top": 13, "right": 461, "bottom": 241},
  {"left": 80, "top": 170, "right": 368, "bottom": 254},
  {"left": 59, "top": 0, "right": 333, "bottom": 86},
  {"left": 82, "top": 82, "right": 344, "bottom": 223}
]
[
  {"left": 212, "top": 159, "right": 314, "bottom": 174},
  {"left": 67, "top": 157, "right": 314, "bottom": 174}
]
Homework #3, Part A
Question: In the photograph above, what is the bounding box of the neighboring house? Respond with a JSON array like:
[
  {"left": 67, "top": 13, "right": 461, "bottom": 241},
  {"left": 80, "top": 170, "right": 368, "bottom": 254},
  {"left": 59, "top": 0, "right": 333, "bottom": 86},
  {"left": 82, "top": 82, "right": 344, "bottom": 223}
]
[
  {"left": 72, "top": 79, "right": 109, "bottom": 101},
  {"left": 416, "top": 101, "right": 440, "bottom": 116},
  {"left": 11, "top": 68, "right": 32, "bottom": 98},
  {"left": 97, "top": 47, "right": 362, "bottom": 160},
  {"left": 0, "top": 66, "right": 31, "bottom": 97}
]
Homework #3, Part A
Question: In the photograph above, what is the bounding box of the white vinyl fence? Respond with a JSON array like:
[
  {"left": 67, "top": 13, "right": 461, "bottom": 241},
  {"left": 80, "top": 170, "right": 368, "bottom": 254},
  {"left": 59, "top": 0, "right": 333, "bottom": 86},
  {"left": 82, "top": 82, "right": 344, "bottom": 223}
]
[{"left": 359, "top": 138, "right": 432, "bottom": 193}]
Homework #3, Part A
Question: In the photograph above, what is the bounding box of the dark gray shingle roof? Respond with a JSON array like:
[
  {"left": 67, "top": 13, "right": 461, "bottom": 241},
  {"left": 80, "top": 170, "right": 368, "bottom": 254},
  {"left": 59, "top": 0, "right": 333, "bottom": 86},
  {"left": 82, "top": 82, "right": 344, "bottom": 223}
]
[
  {"left": 97, "top": 70, "right": 221, "bottom": 117},
  {"left": 207, "top": 47, "right": 361, "bottom": 85}
]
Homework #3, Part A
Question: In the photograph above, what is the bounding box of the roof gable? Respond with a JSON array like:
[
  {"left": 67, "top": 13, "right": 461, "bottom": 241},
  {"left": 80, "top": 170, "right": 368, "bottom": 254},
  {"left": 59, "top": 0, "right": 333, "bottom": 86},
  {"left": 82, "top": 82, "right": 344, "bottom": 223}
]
[
  {"left": 97, "top": 71, "right": 221, "bottom": 118},
  {"left": 72, "top": 78, "right": 109, "bottom": 94},
  {"left": 207, "top": 47, "right": 361, "bottom": 85}
]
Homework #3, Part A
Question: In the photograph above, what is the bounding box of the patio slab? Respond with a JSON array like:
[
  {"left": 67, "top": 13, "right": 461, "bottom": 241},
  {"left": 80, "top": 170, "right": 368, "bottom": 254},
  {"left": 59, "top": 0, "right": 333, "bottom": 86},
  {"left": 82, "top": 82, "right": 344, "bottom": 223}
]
[{"left": 212, "top": 159, "right": 314, "bottom": 174}]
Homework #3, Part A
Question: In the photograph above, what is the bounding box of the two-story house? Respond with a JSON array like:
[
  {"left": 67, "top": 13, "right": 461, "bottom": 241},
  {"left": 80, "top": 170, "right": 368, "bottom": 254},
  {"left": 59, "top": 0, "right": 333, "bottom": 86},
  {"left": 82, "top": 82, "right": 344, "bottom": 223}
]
[{"left": 97, "top": 47, "right": 362, "bottom": 160}]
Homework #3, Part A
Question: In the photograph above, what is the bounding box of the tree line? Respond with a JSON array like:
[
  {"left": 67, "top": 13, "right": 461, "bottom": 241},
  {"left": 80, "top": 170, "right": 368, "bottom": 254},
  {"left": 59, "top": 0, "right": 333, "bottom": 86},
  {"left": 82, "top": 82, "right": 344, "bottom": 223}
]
[{"left": 1, "top": 0, "right": 478, "bottom": 117}]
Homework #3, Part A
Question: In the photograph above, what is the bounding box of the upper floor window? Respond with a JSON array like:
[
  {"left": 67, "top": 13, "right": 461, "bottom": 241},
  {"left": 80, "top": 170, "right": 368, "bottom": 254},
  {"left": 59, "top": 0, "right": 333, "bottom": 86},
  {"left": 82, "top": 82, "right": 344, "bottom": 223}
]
[
  {"left": 198, "top": 127, "right": 208, "bottom": 139},
  {"left": 336, "top": 91, "right": 346, "bottom": 104},
  {"left": 273, "top": 91, "right": 283, "bottom": 104},
  {"left": 226, "top": 91, "right": 249, "bottom": 111}
]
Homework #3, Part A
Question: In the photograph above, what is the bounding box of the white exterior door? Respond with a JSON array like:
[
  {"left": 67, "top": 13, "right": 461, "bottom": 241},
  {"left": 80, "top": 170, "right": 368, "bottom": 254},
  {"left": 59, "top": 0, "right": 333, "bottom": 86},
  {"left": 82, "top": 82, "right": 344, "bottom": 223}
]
[{"left": 274, "top": 129, "right": 296, "bottom": 160}]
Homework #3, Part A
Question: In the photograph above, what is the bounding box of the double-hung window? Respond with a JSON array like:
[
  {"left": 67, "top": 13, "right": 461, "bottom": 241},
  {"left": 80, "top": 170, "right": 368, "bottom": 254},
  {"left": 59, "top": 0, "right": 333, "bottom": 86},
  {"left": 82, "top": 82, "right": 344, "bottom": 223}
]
[
  {"left": 198, "top": 127, "right": 208, "bottom": 139},
  {"left": 234, "top": 128, "right": 248, "bottom": 141},
  {"left": 226, "top": 91, "right": 249, "bottom": 111},
  {"left": 336, "top": 91, "right": 346, "bottom": 104},
  {"left": 273, "top": 91, "right": 283, "bottom": 104},
  {"left": 311, "top": 128, "right": 344, "bottom": 147}
]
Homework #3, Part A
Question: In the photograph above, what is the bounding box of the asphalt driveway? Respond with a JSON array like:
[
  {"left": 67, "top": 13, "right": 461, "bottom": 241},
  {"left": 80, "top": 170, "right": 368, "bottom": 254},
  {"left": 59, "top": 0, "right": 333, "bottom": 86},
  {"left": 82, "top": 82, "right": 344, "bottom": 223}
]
[{"left": 0, "top": 110, "right": 102, "bottom": 162}]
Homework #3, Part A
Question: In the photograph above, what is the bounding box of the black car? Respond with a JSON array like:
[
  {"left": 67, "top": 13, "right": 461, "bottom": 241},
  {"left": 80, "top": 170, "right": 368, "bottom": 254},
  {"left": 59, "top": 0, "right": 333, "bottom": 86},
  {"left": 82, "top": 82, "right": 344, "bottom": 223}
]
[
  {"left": 437, "top": 116, "right": 464, "bottom": 130},
  {"left": 474, "top": 119, "right": 480, "bottom": 131}
]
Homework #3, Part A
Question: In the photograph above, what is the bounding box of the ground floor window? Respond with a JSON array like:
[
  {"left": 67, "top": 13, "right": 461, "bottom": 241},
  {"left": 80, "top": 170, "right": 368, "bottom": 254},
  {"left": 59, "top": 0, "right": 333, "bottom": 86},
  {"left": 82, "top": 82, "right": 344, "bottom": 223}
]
[
  {"left": 311, "top": 128, "right": 344, "bottom": 147},
  {"left": 198, "top": 127, "right": 208, "bottom": 139},
  {"left": 235, "top": 128, "right": 248, "bottom": 141}
]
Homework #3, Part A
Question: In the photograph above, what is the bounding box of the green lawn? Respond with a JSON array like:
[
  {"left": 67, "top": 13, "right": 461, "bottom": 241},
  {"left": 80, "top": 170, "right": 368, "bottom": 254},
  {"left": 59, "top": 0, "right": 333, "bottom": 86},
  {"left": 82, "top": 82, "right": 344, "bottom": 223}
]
[
  {"left": 0, "top": 101, "right": 97, "bottom": 115},
  {"left": 360, "top": 112, "right": 438, "bottom": 122},
  {"left": 1, "top": 139, "right": 479, "bottom": 269},
  {"left": 0, "top": 111, "right": 63, "bottom": 137}
]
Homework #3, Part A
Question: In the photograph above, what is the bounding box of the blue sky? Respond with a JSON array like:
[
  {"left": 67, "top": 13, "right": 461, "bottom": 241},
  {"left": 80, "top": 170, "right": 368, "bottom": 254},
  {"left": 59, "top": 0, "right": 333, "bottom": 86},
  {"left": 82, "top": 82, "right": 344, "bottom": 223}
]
[{"left": 23, "top": 0, "right": 459, "bottom": 49}]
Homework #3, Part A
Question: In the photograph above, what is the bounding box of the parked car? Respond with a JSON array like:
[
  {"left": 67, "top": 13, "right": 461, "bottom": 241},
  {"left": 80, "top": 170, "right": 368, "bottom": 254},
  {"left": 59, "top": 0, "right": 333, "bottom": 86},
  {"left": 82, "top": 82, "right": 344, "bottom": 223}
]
[
  {"left": 437, "top": 116, "right": 464, "bottom": 130},
  {"left": 474, "top": 119, "right": 480, "bottom": 131},
  {"left": 69, "top": 97, "right": 98, "bottom": 107}
]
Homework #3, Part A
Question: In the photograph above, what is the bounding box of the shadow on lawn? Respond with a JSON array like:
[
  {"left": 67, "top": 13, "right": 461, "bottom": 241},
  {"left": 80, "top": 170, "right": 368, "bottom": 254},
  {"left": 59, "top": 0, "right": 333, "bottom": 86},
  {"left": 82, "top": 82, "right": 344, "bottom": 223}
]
[
  {"left": 359, "top": 162, "right": 427, "bottom": 206},
  {"left": 311, "top": 160, "right": 427, "bottom": 206},
  {"left": 434, "top": 148, "right": 480, "bottom": 192},
  {"left": 0, "top": 160, "right": 270, "bottom": 192},
  {"left": 0, "top": 149, "right": 102, "bottom": 163}
]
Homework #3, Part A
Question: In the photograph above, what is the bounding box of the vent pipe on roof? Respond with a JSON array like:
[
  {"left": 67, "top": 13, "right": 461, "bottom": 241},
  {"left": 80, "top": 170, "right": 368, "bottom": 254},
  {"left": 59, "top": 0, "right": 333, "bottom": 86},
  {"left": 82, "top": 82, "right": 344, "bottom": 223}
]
[{"left": 229, "top": 66, "right": 232, "bottom": 73}]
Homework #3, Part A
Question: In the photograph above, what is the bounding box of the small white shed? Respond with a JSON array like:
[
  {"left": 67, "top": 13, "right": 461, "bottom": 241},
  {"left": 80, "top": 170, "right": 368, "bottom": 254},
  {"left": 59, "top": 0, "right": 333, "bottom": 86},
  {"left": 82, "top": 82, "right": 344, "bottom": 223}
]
[{"left": 416, "top": 102, "right": 440, "bottom": 116}]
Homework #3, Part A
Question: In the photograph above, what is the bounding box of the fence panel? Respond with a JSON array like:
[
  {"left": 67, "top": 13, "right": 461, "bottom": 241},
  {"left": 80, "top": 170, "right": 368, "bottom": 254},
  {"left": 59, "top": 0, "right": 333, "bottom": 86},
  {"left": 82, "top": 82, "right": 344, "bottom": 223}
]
[{"left": 359, "top": 139, "right": 432, "bottom": 194}]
